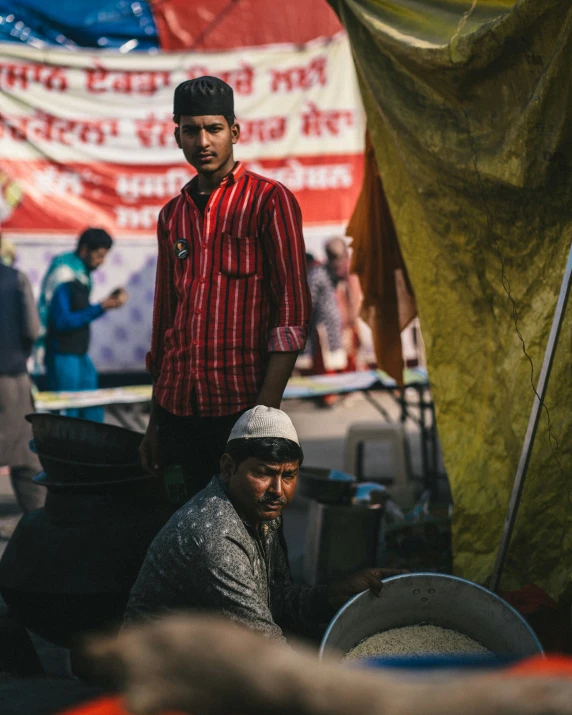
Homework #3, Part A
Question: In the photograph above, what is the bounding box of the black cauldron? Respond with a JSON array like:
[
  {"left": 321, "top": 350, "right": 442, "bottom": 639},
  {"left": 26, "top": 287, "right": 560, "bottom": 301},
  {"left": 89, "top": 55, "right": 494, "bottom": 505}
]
[
  {"left": 0, "top": 417, "right": 174, "bottom": 648},
  {"left": 0, "top": 476, "right": 174, "bottom": 647},
  {"left": 25, "top": 413, "right": 143, "bottom": 464}
]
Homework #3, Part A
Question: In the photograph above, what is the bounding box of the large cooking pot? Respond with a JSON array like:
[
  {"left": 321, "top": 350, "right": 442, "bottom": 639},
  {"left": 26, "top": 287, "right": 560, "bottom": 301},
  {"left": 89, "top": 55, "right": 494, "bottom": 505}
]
[
  {"left": 26, "top": 413, "right": 143, "bottom": 464},
  {"left": 0, "top": 473, "right": 174, "bottom": 648},
  {"left": 33, "top": 451, "right": 145, "bottom": 484},
  {"left": 320, "top": 573, "right": 542, "bottom": 660}
]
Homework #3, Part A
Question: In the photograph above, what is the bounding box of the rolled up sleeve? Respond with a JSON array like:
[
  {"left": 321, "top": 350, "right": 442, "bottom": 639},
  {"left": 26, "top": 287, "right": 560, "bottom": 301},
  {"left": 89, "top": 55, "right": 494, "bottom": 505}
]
[{"left": 263, "top": 186, "right": 311, "bottom": 353}]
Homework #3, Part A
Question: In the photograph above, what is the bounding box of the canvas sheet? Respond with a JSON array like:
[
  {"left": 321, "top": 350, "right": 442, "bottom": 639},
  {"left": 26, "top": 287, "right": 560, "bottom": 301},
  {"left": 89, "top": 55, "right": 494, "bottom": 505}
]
[{"left": 329, "top": 0, "right": 572, "bottom": 597}]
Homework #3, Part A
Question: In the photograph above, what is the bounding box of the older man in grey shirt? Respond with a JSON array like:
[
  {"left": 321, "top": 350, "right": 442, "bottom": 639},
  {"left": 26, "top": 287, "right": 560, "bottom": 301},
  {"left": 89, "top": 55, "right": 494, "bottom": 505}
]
[{"left": 125, "top": 406, "right": 397, "bottom": 641}]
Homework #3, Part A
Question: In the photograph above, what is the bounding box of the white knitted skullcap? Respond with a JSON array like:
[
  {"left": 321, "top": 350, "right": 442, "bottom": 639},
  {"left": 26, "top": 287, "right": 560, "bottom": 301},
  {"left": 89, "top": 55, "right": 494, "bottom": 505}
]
[{"left": 228, "top": 406, "right": 299, "bottom": 445}]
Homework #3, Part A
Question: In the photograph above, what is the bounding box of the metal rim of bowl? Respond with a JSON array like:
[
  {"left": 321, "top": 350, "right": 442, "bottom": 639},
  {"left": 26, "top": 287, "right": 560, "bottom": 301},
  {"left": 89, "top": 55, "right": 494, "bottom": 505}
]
[
  {"left": 35, "top": 450, "right": 141, "bottom": 470},
  {"left": 26, "top": 414, "right": 143, "bottom": 461},
  {"left": 319, "top": 572, "right": 543, "bottom": 659},
  {"left": 32, "top": 471, "right": 152, "bottom": 487},
  {"left": 26, "top": 412, "right": 144, "bottom": 437}
]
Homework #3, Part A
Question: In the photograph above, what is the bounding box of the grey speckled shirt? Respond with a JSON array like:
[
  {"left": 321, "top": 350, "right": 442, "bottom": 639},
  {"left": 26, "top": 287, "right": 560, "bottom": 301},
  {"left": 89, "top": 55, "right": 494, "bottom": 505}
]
[{"left": 124, "top": 476, "right": 334, "bottom": 641}]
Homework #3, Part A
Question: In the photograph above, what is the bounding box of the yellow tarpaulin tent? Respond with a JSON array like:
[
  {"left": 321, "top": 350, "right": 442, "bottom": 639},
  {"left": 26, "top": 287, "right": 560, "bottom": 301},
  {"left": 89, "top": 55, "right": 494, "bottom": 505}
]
[{"left": 329, "top": 0, "right": 572, "bottom": 598}]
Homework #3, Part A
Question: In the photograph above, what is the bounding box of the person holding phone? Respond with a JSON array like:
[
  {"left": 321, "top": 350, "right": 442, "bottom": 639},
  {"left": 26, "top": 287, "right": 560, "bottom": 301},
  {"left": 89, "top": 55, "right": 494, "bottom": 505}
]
[{"left": 38, "top": 227, "right": 129, "bottom": 422}]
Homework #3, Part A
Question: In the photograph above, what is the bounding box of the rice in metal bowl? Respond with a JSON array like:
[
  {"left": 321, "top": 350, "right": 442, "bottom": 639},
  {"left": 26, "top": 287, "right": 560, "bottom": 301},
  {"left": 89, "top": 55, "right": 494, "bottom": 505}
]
[{"left": 344, "top": 624, "right": 493, "bottom": 661}]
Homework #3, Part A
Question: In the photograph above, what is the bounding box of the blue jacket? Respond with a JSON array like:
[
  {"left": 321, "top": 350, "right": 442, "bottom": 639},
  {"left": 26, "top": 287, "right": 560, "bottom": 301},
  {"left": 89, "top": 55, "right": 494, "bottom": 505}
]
[{"left": 47, "top": 281, "right": 104, "bottom": 355}]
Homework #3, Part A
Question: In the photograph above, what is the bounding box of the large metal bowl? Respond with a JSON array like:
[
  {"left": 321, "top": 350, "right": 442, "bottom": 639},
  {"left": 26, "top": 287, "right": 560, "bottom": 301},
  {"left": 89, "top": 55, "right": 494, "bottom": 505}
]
[
  {"left": 26, "top": 413, "right": 143, "bottom": 464},
  {"left": 320, "top": 573, "right": 542, "bottom": 660},
  {"left": 33, "top": 452, "right": 147, "bottom": 484}
]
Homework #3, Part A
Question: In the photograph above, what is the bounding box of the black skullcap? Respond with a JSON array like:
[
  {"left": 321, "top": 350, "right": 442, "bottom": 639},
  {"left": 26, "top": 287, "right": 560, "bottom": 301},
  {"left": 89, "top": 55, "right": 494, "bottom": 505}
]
[{"left": 174, "top": 76, "right": 234, "bottom": 118}]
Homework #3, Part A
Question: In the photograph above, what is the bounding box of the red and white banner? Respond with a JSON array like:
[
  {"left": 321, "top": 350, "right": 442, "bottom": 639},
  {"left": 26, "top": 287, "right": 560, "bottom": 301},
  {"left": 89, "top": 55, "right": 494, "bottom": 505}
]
[{"left": 0, "top": 35, "right": 364, "bottom": 238}]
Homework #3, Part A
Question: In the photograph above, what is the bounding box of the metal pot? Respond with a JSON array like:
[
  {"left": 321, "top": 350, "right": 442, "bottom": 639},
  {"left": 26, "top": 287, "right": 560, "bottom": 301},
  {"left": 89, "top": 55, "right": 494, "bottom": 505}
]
[
  {"left": 0, "top": 475, "right": 174, "bottom": 647},
  {"left": 26, "top": 414, "right": 143, "bottom": 464},
  {"left": 320, "top": 573, "right": 542, "bottom": 660},
  {"left": 34, "top": 452, "right": 146, "bottom": 484}
]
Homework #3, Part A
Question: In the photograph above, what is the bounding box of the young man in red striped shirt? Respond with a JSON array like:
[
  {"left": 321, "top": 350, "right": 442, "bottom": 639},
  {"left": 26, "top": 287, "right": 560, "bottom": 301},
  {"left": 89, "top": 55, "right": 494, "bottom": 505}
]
[{"left": 140, "top": 76, "right": 311, "bottom": 496}]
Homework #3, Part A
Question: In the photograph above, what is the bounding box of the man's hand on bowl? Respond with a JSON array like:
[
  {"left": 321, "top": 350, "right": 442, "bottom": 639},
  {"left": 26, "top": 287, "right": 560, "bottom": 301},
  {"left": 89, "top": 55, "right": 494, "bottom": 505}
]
[{"left": 327, "top": 568, "right": 408, "bottom": 611}]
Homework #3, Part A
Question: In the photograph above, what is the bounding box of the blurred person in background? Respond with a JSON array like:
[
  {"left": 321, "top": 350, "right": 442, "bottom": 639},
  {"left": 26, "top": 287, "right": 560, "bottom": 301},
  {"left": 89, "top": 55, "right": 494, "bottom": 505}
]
[
  {"left": 0, "top": 234, "right": 44, "bottom": 512},
  {"left": 0, "top": 237, "right": 16, "bottom": 267},
  {"left": 300, "top": 239, "right": 363, "bottom": 407},
  {"left": 37, "top": 228, "right": 128, "bottom": 423},
  {"left": 324, "top": 237, "right": 363, "bottom": 373},
  {"left": 304, "top": 251, "right": 346, "bottom": 376}
]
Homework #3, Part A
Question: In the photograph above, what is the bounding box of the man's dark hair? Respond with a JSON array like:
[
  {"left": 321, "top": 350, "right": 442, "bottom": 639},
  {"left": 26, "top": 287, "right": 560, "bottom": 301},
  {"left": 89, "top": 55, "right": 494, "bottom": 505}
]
[
  {"left": 173, "top": 113, "right": 235, "bottom": 128},
  {"left": 77, "top": 227, "right": 113, "bottom": 252},
  {"left": 225, "top": 437, "right": 304, "bottom": 468}
]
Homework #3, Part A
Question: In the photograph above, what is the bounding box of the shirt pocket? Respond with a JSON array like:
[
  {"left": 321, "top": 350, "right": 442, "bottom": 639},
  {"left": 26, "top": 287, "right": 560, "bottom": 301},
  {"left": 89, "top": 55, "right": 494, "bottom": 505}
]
[{"left": 220, "top": 233, "right": 259, "bottom": 277}]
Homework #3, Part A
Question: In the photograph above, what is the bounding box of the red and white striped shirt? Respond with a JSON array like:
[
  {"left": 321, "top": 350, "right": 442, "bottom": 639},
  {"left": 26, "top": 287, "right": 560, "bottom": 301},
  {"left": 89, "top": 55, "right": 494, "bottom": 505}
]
[{"left": 146, "top": 162, "right": 311, "bottom": 417}]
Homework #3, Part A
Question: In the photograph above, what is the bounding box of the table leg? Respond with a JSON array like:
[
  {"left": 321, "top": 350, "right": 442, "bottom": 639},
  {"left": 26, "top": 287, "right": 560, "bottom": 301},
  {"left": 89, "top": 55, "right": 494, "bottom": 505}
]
[
  {"left": 429, "top": 397, "right": 439, "bottom": 492},
  {"left": 356, "top": 441, "right": 364, "bottom": 481},
  {"left": 362, "top": 390, "right": 392, "bottom": 422},
  {"left": 415, "top": 385, "right": 431, "bottom": 492},
  {"left": 399, "top": 387, "right": 407, "bottom": 424}
]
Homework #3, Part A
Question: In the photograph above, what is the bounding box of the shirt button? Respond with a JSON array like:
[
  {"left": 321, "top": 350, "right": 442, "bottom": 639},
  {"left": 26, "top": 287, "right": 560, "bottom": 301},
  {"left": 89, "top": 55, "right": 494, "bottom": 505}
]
[
  {"left": 200, "top": 278, "right": 205, "bottom": 284},
  {"left": 202, "top": 242, "right": 207, "bottom": 249},
  {"left": 195, "top": 308, "right": 201, "bottom": 315},
  {"left": 193, "top": 340, "right": 198, "bottom": 347}
]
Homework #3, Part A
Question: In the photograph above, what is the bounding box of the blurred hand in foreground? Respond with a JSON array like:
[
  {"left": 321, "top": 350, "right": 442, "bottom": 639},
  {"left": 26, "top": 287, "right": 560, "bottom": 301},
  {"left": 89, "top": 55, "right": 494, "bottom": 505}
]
[{"left": 89, "top": 614, "right": 572, "bottom": 715}]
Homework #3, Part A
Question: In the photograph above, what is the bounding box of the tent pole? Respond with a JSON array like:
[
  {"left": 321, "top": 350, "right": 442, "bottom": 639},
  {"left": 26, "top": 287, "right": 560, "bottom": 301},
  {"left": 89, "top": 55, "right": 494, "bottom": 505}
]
[{"left": 490, "top": 242, "right": 572, "bottom": 593}]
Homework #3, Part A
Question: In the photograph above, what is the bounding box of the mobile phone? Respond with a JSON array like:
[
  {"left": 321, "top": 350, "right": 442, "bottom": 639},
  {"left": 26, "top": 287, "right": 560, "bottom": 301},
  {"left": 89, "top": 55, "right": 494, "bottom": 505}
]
[{"left": 162, "top": 464, "right": 188, "bottom": 504}]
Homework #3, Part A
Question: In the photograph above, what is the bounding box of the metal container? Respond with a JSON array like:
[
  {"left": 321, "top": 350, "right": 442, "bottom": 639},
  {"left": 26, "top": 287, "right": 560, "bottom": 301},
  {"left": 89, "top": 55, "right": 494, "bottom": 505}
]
[
  {"left": 320, "top": 573, "right": 542, "bottom": 660},
  {"left": 26, "top": 414, "right": 143, "bottom": 464},
  {"left": 298, "top": 467, "right": 355, "bottom": 504},
  {"left": 34, "top": 452, "right": 145, "bottom": 484},
  {"left": 353, "top": 482, "right": 390, "bottom": 506},
  {"left": 303, "top": 501, "right": 383, "bottom": 586},
  {"left": 0, "top": 475, "right": 174, "bottom": 647}
]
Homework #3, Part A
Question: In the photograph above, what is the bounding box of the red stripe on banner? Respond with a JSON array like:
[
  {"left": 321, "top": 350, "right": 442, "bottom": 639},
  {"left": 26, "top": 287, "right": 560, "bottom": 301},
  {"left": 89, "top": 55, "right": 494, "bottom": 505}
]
[
  {"left": 0, "top": 155, "right": 363, "bottom": 236},
  {"left": 151, "top": 0, "right": 343, "bottom": 52}
]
